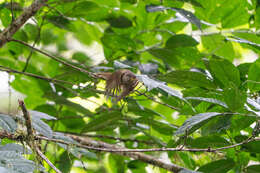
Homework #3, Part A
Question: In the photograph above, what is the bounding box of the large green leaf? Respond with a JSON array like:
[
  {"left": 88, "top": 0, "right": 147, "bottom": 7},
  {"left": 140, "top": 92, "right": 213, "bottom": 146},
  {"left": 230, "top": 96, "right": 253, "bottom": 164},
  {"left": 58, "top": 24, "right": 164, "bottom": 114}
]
[
  {"left": 158, "top": 70, "right": 215, "bottom": 89},
  {"left": 198, "top": 159, "right": 235, "bottom": 173},
  {"left": 165, "top": 34, "right": 198, "bottom": 48},
  {"left": 201, "top": 35, "right": 237, "bottom": 61},
  {"left": 248, "top": 59, "right": 260, "bottom": 92},
  {"left": 187, "top": 135, "right": 230, "bottom": 148},
  {"left": 209, "top": 57, "right": 240, "bottom": 87},
  {"left": 223, "top": 83, "right": 246, "bottom": 111},
  {"left": 175, "top": 112, "right": 224, "bottom": 135},
  {"left": 67, "top": 1, "right": 109, "bottom": 21},
  {"left": 81, "top": 111, "right": 122, "bottom": 132},
  {"left": 245, "top": 165, "right": 260, "bottom": 173}
]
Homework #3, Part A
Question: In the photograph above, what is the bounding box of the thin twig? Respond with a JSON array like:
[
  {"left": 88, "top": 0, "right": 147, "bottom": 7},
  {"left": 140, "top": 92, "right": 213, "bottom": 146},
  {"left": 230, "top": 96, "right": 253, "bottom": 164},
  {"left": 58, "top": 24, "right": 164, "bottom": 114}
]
[
  {"left": 0, "top": 65, "right": 73, "bottom": 85},
  {"left": 34, "top": 135, "right": 257, "bottom": 153},
  {"left": 10, "top": 39, "right": 97, "bottom": 78},
  {"left": 35, "top": 147, "right": 62, "bottom": 173},
  {"left": 23, "top": 13, "right": 46, "bottom": 72}
]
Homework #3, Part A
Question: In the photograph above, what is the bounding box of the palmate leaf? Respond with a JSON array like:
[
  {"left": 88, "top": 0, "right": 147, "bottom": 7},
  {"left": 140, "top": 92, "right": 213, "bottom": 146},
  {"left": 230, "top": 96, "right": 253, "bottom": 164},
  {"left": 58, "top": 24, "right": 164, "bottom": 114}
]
[
  {"left": 0, "top": 158, "right": 45, "bottom": 173},
  {"left": 29, "top": 110, "right": 56, "bottom": 120},
  {"left": 0, "top": 143, "right": 45, "bottom": 173},
  {"left": 31, "top": 117, "right": 53, "bottom": 138},
  {"left": 146, "top": 5, "right": 201, "bottom": 30},
  {"left": 0, "top": 143, "right": 31, "bottom": 155},
  {"left": 0, "top": 114, "right": 17, "bottom": 133},
  {"left": 175, "top": 112, "right": 224, "bottom": 136}
]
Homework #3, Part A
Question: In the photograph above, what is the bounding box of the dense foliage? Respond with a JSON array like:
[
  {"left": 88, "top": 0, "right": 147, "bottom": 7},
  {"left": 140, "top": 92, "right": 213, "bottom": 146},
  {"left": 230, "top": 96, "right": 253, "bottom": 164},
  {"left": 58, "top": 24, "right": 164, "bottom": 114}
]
[{"left": 0, "top": 0, "right": 260, "bottom": 172}]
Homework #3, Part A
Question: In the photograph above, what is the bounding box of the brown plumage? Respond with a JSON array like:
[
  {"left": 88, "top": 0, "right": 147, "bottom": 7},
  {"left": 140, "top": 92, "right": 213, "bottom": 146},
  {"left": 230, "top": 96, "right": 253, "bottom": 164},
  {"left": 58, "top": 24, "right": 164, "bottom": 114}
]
[{"left": 96, "top": 69, "right": 139, "bottom": 101}]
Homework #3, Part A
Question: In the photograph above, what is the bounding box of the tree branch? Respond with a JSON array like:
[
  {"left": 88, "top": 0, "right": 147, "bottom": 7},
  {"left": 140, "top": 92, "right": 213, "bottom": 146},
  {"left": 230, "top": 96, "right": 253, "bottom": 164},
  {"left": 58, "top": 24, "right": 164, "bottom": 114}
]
[
  {"left": 10, "top": 39, "right": 97, "bottom": 78},
  {"left": 0, "top": 65, "right": 73, "bottom": 85},
  {"left": 0, "top": 0, "right": 47, "bottom": 47},
  {"left": 0, "top": 130, "right": 259, "bottom": 172}
]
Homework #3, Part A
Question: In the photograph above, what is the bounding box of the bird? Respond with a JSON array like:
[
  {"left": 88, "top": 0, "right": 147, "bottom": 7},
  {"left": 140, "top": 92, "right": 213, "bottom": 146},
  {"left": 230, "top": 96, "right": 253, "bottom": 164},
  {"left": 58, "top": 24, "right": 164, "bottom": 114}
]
[{"left": 96, "top": 69, "right": 139, "bottom": 101}]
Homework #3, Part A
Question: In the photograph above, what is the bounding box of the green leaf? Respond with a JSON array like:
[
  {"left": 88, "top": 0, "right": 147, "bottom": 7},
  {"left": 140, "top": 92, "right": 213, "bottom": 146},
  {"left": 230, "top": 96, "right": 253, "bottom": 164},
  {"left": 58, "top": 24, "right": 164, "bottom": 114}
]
[
  {"left": 57, "top": 152, "right": 72, "bottom": 173},
  {"left": 198, "top": 159, "right": 235, "bottom": 173},
  {"left": 188, "top": 135, "right": 230, "bottom": 148},
  {"left": 148, "top": 48, "right": 179, "bottom": 67},
  {"left": 108, "top": 155, "right": 126, "bottom": 173},
  {"left": 201, "top": 115, "right": 232, "bottom": 135},
  {"left": 107, "top": 16, "right": 133, "bottom": 28},
  {"left": 135, "top": 117, "right": 177, "bottom": 135},
  {"left": 175, "top": 112, "right": 223, "bottom": 136},
  {"left": 47, "top": 15, "right": 74, "bottom": 31},
  {"left": 67, "top": 1, "right": 109, "bottom": 21},
  {"left": 101, "top": 33, "right": 136, "bottom": 52},
  {"left": 235, "top": 135, "right": 260, "bottom": 153},
  {"left": 178, "top": 152, "right": 196, "bottom": 169},
  {"left": 201, "top": 35, "right": 236, "bottom": 61},
  {"left": 128, "top": 160, "right": 146, "bottom": 173},
  {"left": 45, "top": 92, "right": 92, "bottom": 116},
  {"left": 165, "top": 34, "right": 198, "bottom": 48},
  {"left": 81, "top": 111, "right": 122, "bottom": 132},
  {"left": 248, "top": 59, "right": 260, "bottom": 92},
  {"left": 127, "top": 99, "right": 165, "bottom": 118},
  {"left": 223, "top": 83, "right": 246, "bottom": 111},
  {"left": 158, "top": 70, "right": 215, "bottom": 89},
  {"left": 245, "top": 165, "right": 260, "bottom": 173},
  {"left": 0, "top": 114, "right": 17, "bottom": 133},
  {"left": 209, "top": 57, "right": 240, "bottom": 87}
]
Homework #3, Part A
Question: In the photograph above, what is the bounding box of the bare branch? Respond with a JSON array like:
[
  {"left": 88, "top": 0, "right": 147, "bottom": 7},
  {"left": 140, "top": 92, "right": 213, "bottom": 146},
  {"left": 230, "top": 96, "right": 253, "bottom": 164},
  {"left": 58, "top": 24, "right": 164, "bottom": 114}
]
[
  {"left": 35, "top": 148, "right": 62, "bottom": 173},
  {"left": 0, "top": 0, "right": 47, "bottom": 47},
  {"left": 18, "top": 100, "right": 34, "bottom": 137}
]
